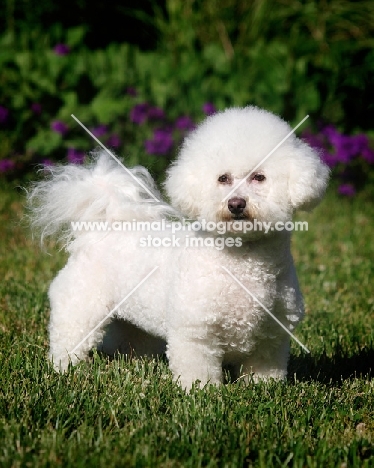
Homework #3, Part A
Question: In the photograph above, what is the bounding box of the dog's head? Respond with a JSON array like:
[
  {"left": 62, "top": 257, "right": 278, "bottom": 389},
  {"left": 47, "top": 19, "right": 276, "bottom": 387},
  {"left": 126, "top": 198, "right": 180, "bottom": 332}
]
[{"left": 165, "top": 107, "right": 329, "bottom": 237}]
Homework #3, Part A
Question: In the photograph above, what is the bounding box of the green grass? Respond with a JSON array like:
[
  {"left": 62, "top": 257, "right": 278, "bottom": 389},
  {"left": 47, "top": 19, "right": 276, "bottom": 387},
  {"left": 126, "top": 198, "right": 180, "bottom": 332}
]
[{"left": 0, "top": 181, "right": 373, "bottom": 467}]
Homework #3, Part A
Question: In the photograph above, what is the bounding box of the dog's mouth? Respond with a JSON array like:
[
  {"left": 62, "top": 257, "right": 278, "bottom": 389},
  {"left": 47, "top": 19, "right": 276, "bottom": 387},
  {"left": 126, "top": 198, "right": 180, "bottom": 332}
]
[
  {"left": 231, "top": 213, "right": 248, "bottom": 220},
  {"left": 218, "top": 208, "right": 253, "bottom": 223}
]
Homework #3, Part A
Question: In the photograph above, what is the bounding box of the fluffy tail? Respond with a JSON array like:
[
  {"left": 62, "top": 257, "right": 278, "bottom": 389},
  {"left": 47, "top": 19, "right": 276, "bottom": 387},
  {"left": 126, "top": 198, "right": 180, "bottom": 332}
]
[{"left": 27, "top": 151, "right": 177, "bottom": 247}]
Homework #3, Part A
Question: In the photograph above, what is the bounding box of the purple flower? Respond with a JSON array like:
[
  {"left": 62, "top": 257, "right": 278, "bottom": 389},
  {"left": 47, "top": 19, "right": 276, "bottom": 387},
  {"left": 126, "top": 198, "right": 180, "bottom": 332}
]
[
  {"left": 202, "top": 102, "right": 217, "bottom": 115},
  {"left": 304, "top": 125, "right": 374, "bottom": 171},
  {"left": 0, "top": 159, "right": 15, "bottom": 172},
  {"left": 321, "top": 126, "right": 371, "bottom": 164},
  {"left": 67, "top": 148, "right": 85, "bottom": 164},
  {"left": 322, "top": 153, "right": 339, "bottom": 168},
  {"left": 351, "top": 134, "right": 369, "bottom": 152},
  {"left": 145, "top": 129, "right": 173, "bottom": 155},
  {"left": 302, "top": 130, "right": 325, "bottom": 151},
  {"left": 362, "top": 147, "right": 374, "bottom": 164},
  {"left": 126, "top": 87, "right": 137, "bottom": 97},
  {"left": 322, "top": 125, "right": 340, "bottom": 143},
  {"left": 334, "top": 135, "right": 362, "bottom": 164},
  {"left": 54, "top": 44, "right": 70, "bottom": 56},
  {"left": 106, "top": 134, "right": 121, "bottom": 148},
  {"left": 130, "top": 103, "right": 149, "bottom": 124},
  {"left": 90, "top": 125, "right": 107, "bottom": 138},
  {"left": 338, "top": 183, "right": 356, "bottom": 197},
  {"left": 51, "top": 120, "right": 68, "bottom": 135},
  {"left": 148, "top": 107, "right": 165, "bottom": 120},
  {"left": 0, "top": 106, "right": 9, "bottom": 124},
  {"left": 175, "top": 116, "right": 195, "bottom": 131},
  {"left": 31, "top": 103, "right": 42, "bottom": 114}
]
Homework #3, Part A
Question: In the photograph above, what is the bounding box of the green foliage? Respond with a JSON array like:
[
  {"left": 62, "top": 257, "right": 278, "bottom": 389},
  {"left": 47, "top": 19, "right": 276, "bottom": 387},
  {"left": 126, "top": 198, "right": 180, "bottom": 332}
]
[
  {"left": 0, "top": 27, "right": 212, "bottom": 180},
  {"left": 0, "top": 0, "right": 374, "bottom": 182},
  {"left": 1, "top": 183, "right": 374, "bottom": 466},
  {"left": 145, "top": 0, "right": 374, "bottom": 126},
  {"left": 0, "top": 30, "right": 133, "bottom": 156}
]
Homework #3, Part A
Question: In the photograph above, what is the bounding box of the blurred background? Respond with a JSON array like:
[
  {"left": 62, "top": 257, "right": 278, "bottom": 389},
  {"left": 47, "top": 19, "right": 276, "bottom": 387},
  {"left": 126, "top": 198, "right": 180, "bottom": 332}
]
[{"left": 0, "top": 0, "right": 373, "bottom": 193}]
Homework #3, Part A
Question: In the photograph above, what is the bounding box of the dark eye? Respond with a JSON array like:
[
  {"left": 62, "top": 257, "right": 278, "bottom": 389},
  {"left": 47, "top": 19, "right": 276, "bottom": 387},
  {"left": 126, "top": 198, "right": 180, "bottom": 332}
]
[
  {"left": 253, "top": 174, "right": 266, "bottom": 182},
  {"left": 218, "top": 174, "right": 231, "bottom": 184}
]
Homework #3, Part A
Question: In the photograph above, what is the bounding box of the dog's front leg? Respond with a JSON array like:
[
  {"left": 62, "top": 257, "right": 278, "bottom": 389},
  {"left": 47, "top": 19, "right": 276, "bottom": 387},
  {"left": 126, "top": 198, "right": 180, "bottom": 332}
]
[{"left": 167, "top": 334, "right": 223, "bottom": 389}]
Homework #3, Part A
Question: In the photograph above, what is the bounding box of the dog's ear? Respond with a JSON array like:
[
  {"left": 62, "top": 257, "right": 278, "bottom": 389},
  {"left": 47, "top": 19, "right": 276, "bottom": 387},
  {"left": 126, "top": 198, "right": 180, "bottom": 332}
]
[{"left": 288, "top": 140, "right": 330, "bottom": 211}]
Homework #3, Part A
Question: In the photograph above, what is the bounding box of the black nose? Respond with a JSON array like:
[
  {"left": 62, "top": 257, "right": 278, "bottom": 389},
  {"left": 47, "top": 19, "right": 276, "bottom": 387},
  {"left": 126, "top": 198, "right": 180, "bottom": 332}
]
[{"left": 228, "top": 197, "right": 246, "bottom": 215}]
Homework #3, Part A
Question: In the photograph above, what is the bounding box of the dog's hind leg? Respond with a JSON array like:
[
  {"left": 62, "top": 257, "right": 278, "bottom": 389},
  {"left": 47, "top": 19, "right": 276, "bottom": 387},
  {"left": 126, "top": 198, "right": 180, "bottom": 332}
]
[{"left": 47, "top": 261, "right": 112, "bottom": 371}]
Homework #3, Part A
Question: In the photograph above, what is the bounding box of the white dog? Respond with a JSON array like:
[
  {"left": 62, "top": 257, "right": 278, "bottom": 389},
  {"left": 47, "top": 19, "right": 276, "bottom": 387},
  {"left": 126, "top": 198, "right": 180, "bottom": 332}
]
[{"left": 28, "top": 106, "right": 329, "bottom": 389}]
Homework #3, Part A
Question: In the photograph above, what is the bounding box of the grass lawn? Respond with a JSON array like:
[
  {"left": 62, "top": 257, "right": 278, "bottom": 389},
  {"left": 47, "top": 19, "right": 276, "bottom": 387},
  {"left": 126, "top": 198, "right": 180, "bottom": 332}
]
[{"left": 0, "top": 179, "right": 373, "bottom": 467}]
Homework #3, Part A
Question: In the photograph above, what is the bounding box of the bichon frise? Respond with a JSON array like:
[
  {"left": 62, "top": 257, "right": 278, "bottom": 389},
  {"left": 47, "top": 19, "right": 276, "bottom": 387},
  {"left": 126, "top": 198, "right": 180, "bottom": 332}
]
[{"left": 28, "top": 106, "right": 329, "bottom": 389}]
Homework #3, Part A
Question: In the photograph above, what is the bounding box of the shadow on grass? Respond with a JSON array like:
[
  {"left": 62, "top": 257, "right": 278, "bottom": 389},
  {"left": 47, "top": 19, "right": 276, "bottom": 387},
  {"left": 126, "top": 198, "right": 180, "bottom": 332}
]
[{"left": 288, "top": 344, "right": 374, "bottom": 384}]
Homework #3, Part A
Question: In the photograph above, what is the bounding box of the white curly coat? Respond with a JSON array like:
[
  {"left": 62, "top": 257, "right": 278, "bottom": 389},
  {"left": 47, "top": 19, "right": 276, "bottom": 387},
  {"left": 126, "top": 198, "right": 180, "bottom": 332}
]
[{"left": 28, "top": 107, "right": 329, "bottom": 389}]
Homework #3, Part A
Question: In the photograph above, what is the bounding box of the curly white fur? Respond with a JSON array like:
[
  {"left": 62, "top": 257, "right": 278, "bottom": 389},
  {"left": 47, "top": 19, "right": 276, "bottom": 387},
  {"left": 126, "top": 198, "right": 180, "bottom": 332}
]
[
  {"left": 28, "top": 106, "right": 329, "bottom": 389},
  {"left": 27, "top": 151, "right": 177, "bottom": 248}
]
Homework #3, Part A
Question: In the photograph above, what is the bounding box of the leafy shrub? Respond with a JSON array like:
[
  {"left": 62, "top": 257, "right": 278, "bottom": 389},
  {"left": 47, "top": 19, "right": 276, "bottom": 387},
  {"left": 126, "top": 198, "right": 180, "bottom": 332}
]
[
  {"left": 0, "top": 0, "right": 157, "bottom": 50},
  {"left": 143, "top": 0, "right": 374, "bottom": 129},
  {"left": 0, "top": 28, "right": 216, "bottom": 182},
  {"left": 0, "top": 0, "right": 374, "bottom": 189}
]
